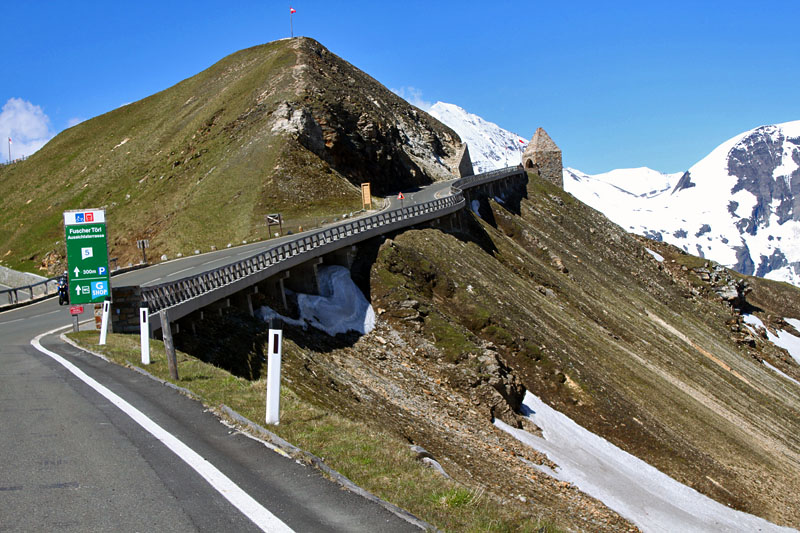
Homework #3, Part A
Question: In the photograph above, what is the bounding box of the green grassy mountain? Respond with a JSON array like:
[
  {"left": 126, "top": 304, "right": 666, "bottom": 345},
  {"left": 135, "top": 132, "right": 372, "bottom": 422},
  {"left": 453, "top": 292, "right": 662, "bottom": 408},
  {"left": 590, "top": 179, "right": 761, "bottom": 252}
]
[{"left": 0, "top": 37, "right": 469, "bottom": 273}]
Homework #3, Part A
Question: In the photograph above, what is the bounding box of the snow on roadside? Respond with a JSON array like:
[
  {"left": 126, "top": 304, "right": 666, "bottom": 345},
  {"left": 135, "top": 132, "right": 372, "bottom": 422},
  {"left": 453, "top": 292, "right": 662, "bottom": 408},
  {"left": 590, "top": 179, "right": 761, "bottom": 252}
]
[
  {"left": 256, "top": 265, "right": 375, "bottom": 336},
  {"left": 495, "top": 392, "right": 795, "bottom": 533}
]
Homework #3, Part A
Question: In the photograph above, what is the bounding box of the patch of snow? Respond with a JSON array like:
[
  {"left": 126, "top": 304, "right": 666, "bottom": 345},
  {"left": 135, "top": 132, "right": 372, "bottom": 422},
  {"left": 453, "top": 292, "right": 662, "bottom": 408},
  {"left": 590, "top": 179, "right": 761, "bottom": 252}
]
[
  {"left": 256, "top": 265, "right": 375, "bottom": 336},
  {"left": 763, "top": 360, "right": 800, "bottom": 387},
  {"left": 495, "top": 391, "right": 795, "bottom": 533},
  {"left": 784, "top": 317, "right": 800, "bottom": 333},
  {"left": 645, "top": 248, "right": 664, "bottom": 262},
  {"left": 744, "top": 314, "right": 800, "bottom": 365},
  {"left": 743, "top": 314, "right": 765, "bottom": 329},
  {"left": 766, "top": 328, "right": 800, "bottom": 365},
  {"left": 428, "top": 102, "right": 526, "bottom": 173},
  {"left": 112, "top": 137, "right": 130, "bottom": 150},
  {"left": 471, "top": 199, "right": 481, "bottom": 217}
]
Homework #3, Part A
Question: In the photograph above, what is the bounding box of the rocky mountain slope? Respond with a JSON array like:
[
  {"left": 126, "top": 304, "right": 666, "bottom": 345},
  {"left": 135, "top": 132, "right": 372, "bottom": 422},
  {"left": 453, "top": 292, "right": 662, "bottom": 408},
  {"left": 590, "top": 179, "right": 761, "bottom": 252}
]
[
  {"left": 0, "top": 38, "right": 470, "bottom": 273},
  {"left": 242, "top": 171, "right": 800, "bottom": 531}
]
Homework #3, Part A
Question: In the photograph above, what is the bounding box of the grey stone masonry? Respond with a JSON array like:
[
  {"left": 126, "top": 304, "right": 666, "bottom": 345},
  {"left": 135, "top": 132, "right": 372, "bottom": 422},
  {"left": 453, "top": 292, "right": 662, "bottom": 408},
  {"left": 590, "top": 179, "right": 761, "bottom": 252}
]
[
  {"left": 522, "top": 127, "right": 563, "bottom": 188},
  {"left": 111, "top": 285, "right": 144, "bottom": 333}
]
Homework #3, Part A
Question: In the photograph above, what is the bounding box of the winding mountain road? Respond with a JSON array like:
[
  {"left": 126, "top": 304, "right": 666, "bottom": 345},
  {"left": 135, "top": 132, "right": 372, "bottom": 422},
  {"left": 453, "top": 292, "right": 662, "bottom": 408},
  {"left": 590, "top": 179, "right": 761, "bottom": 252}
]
[{"left": 0, "top": 181, "right": 463, "bottom": 531}]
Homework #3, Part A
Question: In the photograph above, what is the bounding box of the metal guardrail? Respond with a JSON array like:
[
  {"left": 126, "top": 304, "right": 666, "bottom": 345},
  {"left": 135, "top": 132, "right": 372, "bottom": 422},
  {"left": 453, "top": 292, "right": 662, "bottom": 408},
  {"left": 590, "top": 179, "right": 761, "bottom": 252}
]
[
  {"left": 140, "top": 166, "right": 524, "bottom": 316},
  {"left": 1, "top": 276, "right": 60, "bottom": 306}
]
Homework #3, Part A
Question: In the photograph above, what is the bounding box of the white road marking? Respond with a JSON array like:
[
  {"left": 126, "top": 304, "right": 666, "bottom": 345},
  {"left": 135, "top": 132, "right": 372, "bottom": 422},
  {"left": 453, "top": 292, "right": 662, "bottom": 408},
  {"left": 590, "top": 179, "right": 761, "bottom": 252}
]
[
  {"left": 167, "top": 267, "right": 194, "bottom": 277},
  {"left": 31, "top": 326, "right": 294, "bottom": 533},
  {"left": 0, "top": 309, "right": 60, "bottom": 325},
  {"left": 201, "top": 257, "right": 231, "bottom": 266}
]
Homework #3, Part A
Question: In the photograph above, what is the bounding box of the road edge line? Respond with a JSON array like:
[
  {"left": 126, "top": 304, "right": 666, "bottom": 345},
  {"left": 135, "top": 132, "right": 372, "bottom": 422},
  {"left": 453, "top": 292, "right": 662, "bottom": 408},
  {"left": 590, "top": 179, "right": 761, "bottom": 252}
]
[{"left": 31, "top": 326, "right": 293, "bottom": 533}]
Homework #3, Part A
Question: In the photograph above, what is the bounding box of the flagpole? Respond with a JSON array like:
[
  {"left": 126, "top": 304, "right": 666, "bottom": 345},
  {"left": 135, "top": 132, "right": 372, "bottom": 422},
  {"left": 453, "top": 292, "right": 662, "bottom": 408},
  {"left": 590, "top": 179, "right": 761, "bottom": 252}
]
[
  {"left": 290, "top": 10, "right": 293, "bottom": 38},
  {"left": 7, "top": 138, "right": 10, "bottom": 163}
]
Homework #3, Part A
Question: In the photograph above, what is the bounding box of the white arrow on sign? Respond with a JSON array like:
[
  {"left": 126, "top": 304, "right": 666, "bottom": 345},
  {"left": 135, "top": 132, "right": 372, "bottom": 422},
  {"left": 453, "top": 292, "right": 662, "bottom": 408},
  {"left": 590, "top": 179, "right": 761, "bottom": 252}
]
[
  {"left": 74, "top": 266, "right": 80, "bottom": 277},
  {"left": 75, "top": 285, "right": 81, "bottom": 296}
]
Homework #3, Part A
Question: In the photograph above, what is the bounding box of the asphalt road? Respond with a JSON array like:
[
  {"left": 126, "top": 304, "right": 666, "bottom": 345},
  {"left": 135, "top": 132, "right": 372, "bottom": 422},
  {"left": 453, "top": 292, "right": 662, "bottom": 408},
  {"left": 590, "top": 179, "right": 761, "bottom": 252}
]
[
  {"left": 0, "top": 275, "right": 421, "bottom": 532},
  {"left": 0, "top": 177, "right": 459, "bottom": 531},
  {"left": 118, "top": 178, "right": 455, "bottom": 289}
]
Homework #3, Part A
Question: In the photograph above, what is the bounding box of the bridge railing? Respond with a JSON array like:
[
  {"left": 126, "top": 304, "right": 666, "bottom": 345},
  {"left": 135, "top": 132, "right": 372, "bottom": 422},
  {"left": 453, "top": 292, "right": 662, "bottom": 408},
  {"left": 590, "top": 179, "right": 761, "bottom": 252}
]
[{"left": 140, "top": 166, "right": 524, "bottom": 314}]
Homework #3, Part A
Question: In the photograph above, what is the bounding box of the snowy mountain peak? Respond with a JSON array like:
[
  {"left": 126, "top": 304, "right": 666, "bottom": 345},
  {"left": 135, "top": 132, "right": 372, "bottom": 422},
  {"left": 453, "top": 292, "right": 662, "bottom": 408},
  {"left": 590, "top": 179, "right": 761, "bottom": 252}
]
[
  {"left": 427, "top": 101, "right": 800, "bottom": 286},
  {"left": 428, "top": 102, "right": 527, "bottom": 174},
  {"left": 566, "top": 120, "right": 800, "bottom": 285}
]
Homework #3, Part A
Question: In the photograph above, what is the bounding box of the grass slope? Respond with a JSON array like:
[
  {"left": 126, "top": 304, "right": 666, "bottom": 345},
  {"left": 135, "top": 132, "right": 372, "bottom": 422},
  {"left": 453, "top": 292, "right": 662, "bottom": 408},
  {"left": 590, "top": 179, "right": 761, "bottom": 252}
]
[{"left": 0, "top": 37, "right": 464, "bottom": 274}]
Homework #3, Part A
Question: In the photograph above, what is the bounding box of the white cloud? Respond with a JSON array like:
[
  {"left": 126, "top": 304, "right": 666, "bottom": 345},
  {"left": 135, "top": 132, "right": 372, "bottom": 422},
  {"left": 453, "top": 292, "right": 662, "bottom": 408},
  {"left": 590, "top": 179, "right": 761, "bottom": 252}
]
[
  {"left": 66, "top": 117, "right": 85, "bottom": 128},
  {"left": 0, "top": 98, "right": 54, "bottom": 162},
  {"left": 390, "top": 86, "right": 432, "bottom": 112}
]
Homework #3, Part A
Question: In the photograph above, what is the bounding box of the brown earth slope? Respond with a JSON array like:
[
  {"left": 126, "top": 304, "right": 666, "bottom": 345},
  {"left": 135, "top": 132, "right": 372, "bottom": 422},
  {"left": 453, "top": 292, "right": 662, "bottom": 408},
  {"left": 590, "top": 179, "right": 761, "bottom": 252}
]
[{"left": 270, "top": 172, "right": 800, "bottom": 530}]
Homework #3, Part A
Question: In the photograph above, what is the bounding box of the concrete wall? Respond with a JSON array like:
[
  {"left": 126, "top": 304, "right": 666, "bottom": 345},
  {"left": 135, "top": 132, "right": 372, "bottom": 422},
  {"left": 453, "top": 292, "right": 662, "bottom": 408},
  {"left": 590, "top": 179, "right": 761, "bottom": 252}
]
[{"left": 0, "top": 266, "right": 47, "bottom": 287}]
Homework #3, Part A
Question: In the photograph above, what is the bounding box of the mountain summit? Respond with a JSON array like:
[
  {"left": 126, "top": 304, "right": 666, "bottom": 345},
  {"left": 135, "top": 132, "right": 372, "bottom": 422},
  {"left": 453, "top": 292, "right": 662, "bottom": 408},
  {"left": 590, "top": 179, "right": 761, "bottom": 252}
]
[
  {"left": 0, "top": 38, "right": 470, "bottom": 271},
  {"left": 565, "top": 121, "right": 800, "bottom": 285}
]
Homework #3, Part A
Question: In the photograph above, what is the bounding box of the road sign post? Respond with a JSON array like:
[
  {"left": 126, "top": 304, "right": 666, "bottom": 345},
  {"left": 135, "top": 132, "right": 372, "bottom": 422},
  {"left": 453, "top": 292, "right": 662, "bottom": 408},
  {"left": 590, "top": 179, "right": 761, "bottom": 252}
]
[
  {"left": 63, "top": 209, "right": 112, "bottom": 305},
  {"left": 99, "top": 299, "right": 111, "bottom": 345},
  {"left": 266, "top": 328, "right": 283, "bottom": 425},
  {"left": 69, "top": 305, "right": 83, "bottom": 332},
  {"left": 140, "top": 307, "right": 150, "bottom": 365},
  {"left": 266, "top": 214, "right": 283, "bottom": 238},
  {"left": 137, "top": 239, "right": 150, "bottom": 265}
]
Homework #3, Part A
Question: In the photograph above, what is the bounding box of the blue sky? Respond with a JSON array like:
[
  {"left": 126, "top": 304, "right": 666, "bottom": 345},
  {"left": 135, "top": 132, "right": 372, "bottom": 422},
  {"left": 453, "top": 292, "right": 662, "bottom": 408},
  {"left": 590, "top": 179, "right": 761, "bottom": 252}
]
[{"left": 3, "top": 1, "right": 799, "bottom": 173}]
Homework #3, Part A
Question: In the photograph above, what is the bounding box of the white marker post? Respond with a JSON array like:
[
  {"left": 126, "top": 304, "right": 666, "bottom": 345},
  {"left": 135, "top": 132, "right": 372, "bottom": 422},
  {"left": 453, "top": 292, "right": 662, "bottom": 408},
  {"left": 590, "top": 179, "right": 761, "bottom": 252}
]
[
  {"left": 266, "top": 328, "right": 283, "bottom": 425},
  {"left": 140, "top": 307, "right": 150, "bottom": 365},
  {"left": 99, "top": 299, "right": 111, "bottom": 345}
]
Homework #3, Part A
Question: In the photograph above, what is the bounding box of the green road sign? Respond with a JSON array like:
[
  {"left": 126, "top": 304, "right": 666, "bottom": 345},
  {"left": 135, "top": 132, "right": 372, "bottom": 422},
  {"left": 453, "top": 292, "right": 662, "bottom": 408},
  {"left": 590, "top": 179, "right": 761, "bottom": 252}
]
[{"left": 63, "top": 209, "right": 112, "bottom": 304}]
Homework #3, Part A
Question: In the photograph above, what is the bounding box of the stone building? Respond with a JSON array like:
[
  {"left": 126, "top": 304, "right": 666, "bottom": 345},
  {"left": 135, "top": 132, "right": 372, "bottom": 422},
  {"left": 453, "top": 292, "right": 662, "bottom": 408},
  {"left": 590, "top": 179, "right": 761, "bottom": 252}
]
[{"left": 522, "top": 127, "right": 563, "bottom": 188}]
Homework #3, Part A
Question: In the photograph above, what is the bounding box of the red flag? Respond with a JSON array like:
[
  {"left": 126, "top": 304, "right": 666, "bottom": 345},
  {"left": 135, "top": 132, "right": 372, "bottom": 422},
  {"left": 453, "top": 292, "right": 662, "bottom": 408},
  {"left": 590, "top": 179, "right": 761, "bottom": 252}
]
[
  {"left": 290, "top": 7, "right": 296, "bottom": 13},
  {"left": 518, "top": 139, "right": 525, "bottom": 144},
  {"left": 7, "top": 137, "right": 11, "bottom": 144}
]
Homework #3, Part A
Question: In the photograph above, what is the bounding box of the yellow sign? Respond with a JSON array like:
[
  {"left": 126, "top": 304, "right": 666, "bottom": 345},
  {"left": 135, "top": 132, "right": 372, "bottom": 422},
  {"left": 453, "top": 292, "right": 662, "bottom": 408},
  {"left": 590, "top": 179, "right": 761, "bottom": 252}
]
[{"left": 361, "top": 183, "right": 372, "bottom": 209}]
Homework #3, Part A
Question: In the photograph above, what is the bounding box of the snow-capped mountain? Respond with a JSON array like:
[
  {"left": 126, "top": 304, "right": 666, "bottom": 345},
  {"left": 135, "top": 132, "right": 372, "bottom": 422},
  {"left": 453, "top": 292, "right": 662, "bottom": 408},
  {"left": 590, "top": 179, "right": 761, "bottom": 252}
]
[
  {"left": 428, "top": 101, "right": 800, "bottom": 286},
  {"left": 565, "top": 122, "right": 800, "bottom": 285},
  {"left": 427, "top": 102, "right": 527, "bottom": 173}
]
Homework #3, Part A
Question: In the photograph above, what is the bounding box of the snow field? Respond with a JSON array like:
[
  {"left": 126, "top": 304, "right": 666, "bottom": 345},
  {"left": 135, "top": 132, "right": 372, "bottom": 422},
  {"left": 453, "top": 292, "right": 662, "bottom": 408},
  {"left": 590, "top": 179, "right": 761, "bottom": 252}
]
[
  {"left": 256, "top": 265, "right": 375, "bottom": 336},
  {"left": 496, "top": 392, "right": 796, "bottom": 533}
]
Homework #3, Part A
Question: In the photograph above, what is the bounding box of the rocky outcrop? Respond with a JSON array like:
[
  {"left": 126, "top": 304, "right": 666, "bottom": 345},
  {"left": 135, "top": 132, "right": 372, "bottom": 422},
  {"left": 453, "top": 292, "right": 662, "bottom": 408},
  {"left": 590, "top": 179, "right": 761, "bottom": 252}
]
[
  {"left": 281, "top": 38, "right": 472, "bottom": 194},
  {"left": 691, "top": 263, "right": 752, "bottom": 308}
]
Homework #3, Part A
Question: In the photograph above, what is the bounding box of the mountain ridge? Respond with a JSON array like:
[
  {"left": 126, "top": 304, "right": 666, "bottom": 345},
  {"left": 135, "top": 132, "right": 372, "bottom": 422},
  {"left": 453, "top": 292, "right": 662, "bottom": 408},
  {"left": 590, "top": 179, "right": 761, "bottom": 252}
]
[
  {"left": 427, "top": 100, "right": 800, "bottom": 286},
  {"left": 0, "top": 38, "right": 470, "bottom": 274}
]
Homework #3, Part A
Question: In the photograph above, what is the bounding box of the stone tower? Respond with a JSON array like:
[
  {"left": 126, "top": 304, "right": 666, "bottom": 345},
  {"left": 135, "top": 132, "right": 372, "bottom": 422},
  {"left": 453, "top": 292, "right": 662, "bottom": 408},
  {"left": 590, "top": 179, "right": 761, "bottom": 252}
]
[{"left": 522, "top": 128, "right": 563, "bottom": 188}]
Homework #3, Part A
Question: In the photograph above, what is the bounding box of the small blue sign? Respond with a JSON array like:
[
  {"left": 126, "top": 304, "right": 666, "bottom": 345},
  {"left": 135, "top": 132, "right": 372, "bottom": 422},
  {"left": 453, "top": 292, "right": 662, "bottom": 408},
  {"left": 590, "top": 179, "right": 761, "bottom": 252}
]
[
  {"left": 98, "top": 266, "right": 107, "bottom": 276},
  {"left": 91, "top": 281, "right": 108, "bottom": 298},
  {"left": 75, "top": 213, "right": 85, "bottom": 223}
]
